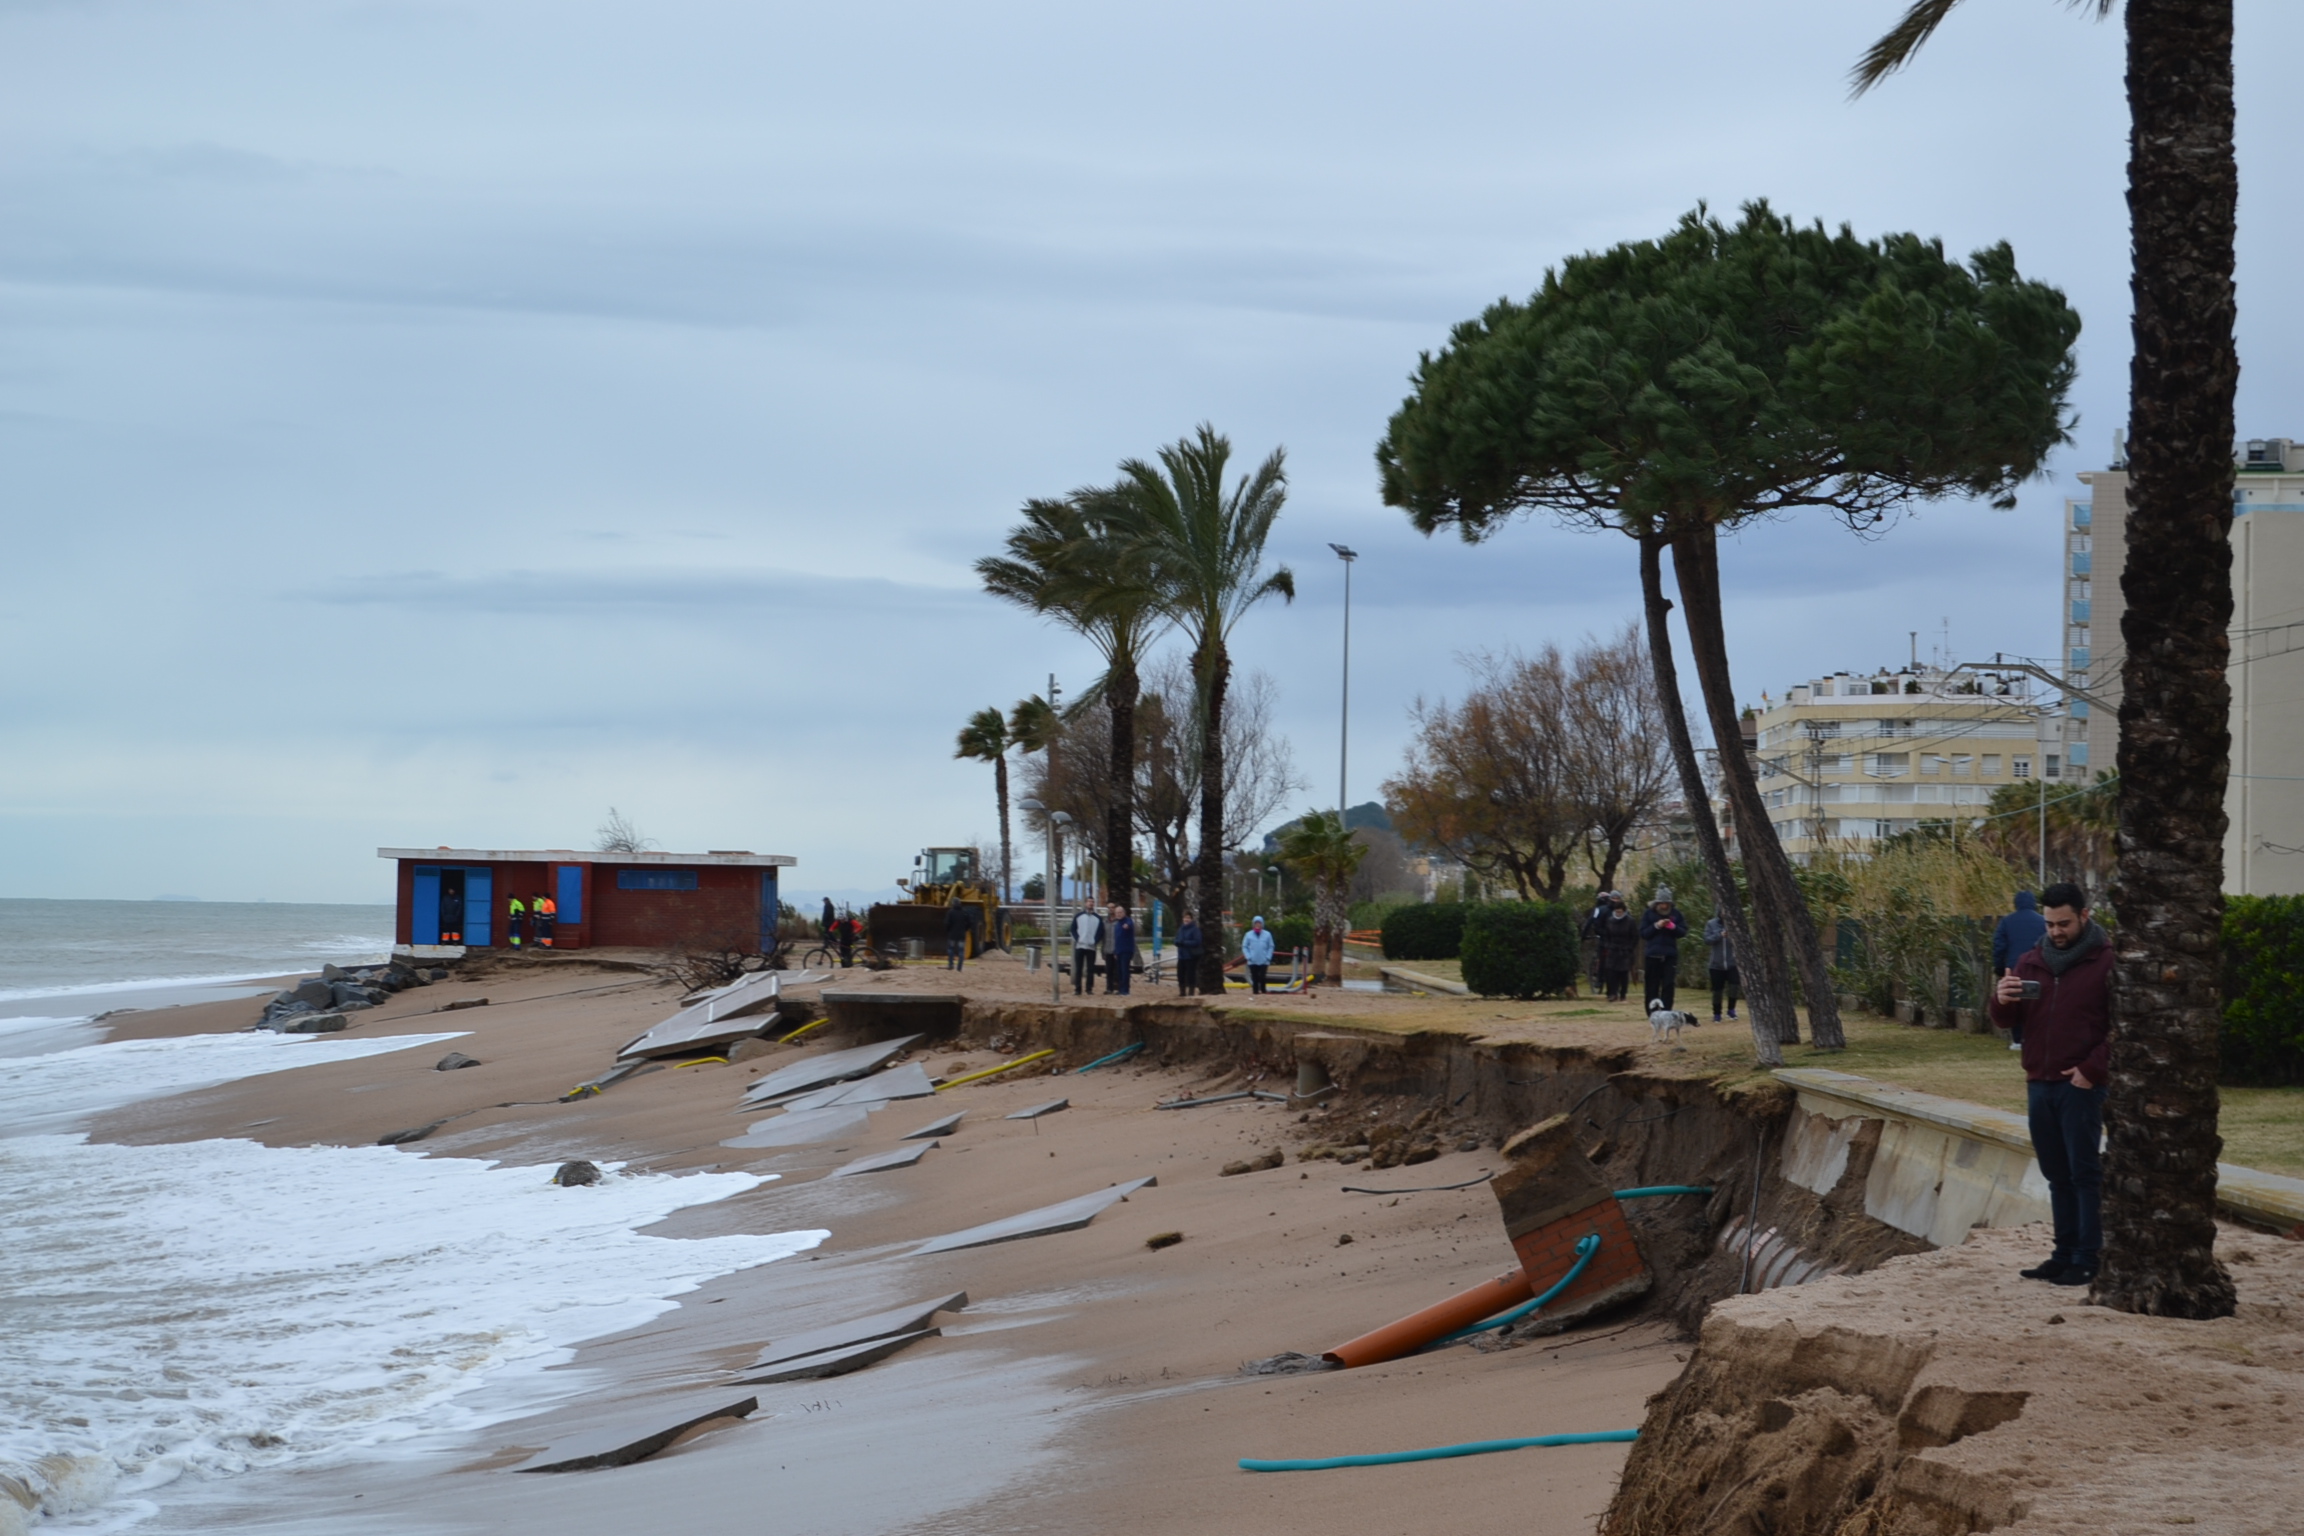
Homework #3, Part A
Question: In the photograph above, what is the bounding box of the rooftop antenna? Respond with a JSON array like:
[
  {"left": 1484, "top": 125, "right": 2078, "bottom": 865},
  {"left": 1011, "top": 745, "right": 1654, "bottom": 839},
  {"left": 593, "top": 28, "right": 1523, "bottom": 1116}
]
[{"left": 1910, "top": 631, "right": 1919, "bottom": 670}]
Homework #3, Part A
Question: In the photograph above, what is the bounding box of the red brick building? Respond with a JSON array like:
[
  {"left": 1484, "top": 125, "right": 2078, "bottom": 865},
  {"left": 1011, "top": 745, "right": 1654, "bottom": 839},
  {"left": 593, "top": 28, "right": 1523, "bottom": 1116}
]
[{"left": 379, "top": 846, "right": 794, "bottom": 953}]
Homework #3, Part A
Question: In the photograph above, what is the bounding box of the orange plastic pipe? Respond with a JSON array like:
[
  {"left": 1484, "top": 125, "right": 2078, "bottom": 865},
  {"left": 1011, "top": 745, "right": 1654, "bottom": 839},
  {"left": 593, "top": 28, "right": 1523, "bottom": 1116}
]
[{"left": 1320, "top": 1269, "right": 1533, "bottom": 1368}]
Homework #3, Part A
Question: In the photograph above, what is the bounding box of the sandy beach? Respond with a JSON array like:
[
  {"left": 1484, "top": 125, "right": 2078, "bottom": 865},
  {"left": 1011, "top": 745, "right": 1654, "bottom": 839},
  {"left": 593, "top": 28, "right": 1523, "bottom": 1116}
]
[{"left": 71, "top": 954, "right": 1685, "bottom": 1536}]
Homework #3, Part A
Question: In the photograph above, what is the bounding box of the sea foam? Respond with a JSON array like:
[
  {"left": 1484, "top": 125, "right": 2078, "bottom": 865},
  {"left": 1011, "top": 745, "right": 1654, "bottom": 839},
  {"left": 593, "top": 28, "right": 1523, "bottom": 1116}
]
[{"left": 0, "top": 1030, "right": 825, "bottom": 1532}]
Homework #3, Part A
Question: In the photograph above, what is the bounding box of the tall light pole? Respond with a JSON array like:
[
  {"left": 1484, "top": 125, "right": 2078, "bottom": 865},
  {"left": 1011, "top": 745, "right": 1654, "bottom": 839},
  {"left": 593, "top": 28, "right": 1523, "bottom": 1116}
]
[
  {"left": 1329, "top": 543, "right": 1357, "bottom": 825},
  {"left": 1019, "top": 798, "right": 1070, "bottom": 1003}
]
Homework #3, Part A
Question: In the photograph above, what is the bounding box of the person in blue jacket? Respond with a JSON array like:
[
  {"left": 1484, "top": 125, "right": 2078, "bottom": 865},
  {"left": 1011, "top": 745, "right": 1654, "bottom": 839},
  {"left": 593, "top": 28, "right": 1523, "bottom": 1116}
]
[
  {"left": 1241, "top": 915, "right": 1276, "bottom": 994},
  {"left": 1990, "top": 890, "right": 2048, "bottom": 1049}
]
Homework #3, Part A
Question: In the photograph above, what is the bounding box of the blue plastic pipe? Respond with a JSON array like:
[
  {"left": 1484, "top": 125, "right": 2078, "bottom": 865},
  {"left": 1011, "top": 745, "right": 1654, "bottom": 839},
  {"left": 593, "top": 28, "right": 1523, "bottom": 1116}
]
[
  {"left": 1076, "top": 1041, "right": 1146, "bottom": 1073},
  {"left": 1611, "top": 1185, "right": 1714, "bottom": 1199},
  {"left": 1240, "top": 1428, "right": 1639, "bottom": 1473}
]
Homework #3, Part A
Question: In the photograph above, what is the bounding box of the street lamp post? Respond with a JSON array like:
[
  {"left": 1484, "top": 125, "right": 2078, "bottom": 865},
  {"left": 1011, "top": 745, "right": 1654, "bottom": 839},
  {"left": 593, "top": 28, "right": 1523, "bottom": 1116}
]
[
  {"left": 1019, "top": 798, "right": 1071, "bottom": 1004},
  {"left": 1329, "top": 544, "right": 1357, "bottom": 824}
]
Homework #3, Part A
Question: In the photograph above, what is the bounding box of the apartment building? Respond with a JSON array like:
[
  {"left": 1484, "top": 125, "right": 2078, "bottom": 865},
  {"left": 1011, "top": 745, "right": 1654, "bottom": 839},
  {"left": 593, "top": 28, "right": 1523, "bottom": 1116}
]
[
  {"left": 2071, "top": 435, "right": 2304, "bottom": 896},
  {"left": 1748, "top": 665, "right": 2053, "bottom": 861}
]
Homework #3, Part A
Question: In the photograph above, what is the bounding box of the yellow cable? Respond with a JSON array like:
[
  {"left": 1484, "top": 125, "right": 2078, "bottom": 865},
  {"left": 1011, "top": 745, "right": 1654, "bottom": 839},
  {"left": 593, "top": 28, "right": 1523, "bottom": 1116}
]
[
  {"left": 779, "top": 1017, "right": 831, "bottom": 1044},
  {"left": 936, "top": 1048, "right": 1053, "bottom": 1090},
  {"left": 674, "top": 1056, "right": 728, "bottom": 1069}
]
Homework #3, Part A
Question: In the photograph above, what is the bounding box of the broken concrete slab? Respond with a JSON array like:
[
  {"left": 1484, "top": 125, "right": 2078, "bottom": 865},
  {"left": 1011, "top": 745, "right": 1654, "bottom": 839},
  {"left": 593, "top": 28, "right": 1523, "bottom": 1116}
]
[
  {"left": 902, "top": 1110, "right": 964, "bottom": 1140},
  {"left": 720, "top": 1104, "right": 873, "bottom": 1149},
  {"left": 1006, "top": 1098, "right": 1068, "bottom": 1121},
  {"left": 779, "top": 1061, "right": 937, "bottom": 1112},
  {"left": 831, "top": 1142, "right": 936, "bottom": 1176},
  {"left": 620, "top": 974, "right": 789, "bottom": 1060},
  {"left": 735, "top": 1329, "right": 939, "bottom": 1384},
  {"left": 510, "top": 1392, "right": 759, "bottom": 1472},
  {"left": 913, "top": 1178, "right": 1156, "bottom": 1255},
  {"left": 435, "top": 1051, "right": 483, "bottom": 1071},
  {"left": 741, "top": 1292, "right": 968, "bottom": 1373},
  {"left": 737, "top": 1036, "right": 923, "bottom": 1106}
]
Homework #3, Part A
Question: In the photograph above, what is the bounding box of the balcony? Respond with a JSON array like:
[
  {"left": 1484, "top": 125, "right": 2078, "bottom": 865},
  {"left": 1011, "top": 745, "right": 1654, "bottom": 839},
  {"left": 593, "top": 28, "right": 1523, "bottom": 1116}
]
[{"left": 2071, "top": 551, "right": 2092, "bottom": 576}]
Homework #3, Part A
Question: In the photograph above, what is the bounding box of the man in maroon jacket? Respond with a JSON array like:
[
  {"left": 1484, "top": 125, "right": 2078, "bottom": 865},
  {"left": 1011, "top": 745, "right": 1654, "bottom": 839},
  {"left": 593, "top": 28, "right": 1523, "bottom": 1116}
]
[{"left": 1988, "top": 881, "right": 2114, "bottom": 1288}]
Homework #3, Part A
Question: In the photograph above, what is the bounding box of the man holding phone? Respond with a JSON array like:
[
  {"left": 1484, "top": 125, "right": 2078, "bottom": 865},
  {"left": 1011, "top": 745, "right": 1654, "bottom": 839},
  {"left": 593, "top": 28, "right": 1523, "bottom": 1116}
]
[{"left": 1988, "top": 881, "right": 2115, "bottom": 1288}]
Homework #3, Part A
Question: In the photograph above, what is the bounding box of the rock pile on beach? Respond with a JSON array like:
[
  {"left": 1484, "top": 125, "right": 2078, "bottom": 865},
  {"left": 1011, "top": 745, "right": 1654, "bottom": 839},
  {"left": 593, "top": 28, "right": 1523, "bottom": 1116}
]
[{"left": 257, "top": 960, "right": 444, "bottom": 1032}]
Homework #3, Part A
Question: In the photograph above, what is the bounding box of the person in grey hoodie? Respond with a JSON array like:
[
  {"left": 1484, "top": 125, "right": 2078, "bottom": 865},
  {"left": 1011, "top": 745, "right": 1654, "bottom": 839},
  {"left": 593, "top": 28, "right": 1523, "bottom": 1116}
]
[{"left": 1703, "top": 913, "right": 1740, "bottom": 1023}]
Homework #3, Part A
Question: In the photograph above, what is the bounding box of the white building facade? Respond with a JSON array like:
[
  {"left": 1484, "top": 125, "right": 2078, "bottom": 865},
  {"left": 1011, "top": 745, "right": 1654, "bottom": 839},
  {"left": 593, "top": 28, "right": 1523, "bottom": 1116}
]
[
  {"left": 2071, "top": 435, "right": 2304, "bottom": 897},
  {"left": 1749, "top": 665, "right": 2055, "bottom": 860}
]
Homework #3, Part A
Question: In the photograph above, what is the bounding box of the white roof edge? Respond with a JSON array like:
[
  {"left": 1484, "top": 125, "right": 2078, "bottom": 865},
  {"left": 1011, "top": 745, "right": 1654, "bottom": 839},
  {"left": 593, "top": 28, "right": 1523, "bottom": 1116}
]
[{"left": 378, "top": 847, "right": 796, "bottom": 867}]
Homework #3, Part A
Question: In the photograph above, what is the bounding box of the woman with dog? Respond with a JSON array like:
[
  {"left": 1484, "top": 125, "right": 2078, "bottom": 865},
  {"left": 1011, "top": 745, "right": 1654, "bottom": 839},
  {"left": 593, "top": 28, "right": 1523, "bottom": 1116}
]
[{"left": 1639, "top": 889, "right": 1685, "bottom": 1010}]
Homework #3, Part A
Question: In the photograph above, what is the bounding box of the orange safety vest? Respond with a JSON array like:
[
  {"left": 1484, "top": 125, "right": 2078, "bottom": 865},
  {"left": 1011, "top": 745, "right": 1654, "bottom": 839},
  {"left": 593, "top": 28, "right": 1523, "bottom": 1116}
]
[{"left": 537, "top": 896, "right": 557, "bottom": 916}]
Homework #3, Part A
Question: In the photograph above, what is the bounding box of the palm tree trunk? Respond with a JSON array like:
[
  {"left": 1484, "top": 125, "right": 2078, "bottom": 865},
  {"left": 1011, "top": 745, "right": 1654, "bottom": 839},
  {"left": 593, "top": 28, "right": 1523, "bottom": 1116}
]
[
  {"left": 1670, "top": 527, "right": 1845, "bottom": 1049},
  {"left": 994, "top": 753, "right": 1012, "bottom": 906},
  {"left": 1194, "top": 642, "right": 1231, "bottom": 994},
  {"left": 1107, "top": 655, "right": 1139, "bottom": 909},
  {"left": 1641, "top": 535, "right": 1783, "bottom": 1066},
  {"left": 2098, "top": 0, "right": 2238, "bottom": 1321}
]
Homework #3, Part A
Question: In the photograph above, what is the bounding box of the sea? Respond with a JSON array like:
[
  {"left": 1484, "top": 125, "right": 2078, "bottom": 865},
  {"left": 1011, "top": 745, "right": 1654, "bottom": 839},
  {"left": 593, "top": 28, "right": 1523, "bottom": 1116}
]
[{"left": 0, "top": 900, "right": 825, "bottom": 1536}]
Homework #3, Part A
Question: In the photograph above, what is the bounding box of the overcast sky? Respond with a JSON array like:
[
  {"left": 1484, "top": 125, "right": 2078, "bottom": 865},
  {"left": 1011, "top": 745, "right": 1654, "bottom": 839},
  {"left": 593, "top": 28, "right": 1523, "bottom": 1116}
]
[{"left": 4, "top": 1, "right": 2301, "bottom": 905}]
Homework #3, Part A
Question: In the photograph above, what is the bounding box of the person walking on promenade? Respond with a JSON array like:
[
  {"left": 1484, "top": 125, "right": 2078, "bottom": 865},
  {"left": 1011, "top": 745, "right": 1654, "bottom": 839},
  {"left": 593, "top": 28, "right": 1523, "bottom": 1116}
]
[
  {"left": 1704, "top": 911, "right": 1739, "bottom": 1023},
  {"left": 1991, "top": 890, "right": 2048, "bottom": 1051},
  {"left": 1639, "top": 888, "right": 1685, "bottom": 1010},
  {"left": 505, "top": 892, "right": 527, "bottom": 949},
  {"left": 1989, "top": 881, "right": 2114, "bottom": 1288},
  {"left": 822, "top": 897, "right": 836, "bottom": 942},
  {"left": 1596, "top": 893, "right": 1638, "bottom": 1002},
  {"left": 943, "top": 895, "right": 973, "bottom": 972},
  {"left": 1070, "top": 904, "right": 1104, "bottom": 996},
  {"left": 1581, "top": 892, "right": 1613, "bottom": 992},
  {"left": 1173, "top": 914, "right": 1203, "bottom": 995},
  {"left": 1241, "top": 915, "right": 1276, "bottom": 994},
  {"left": 534, "top": 891, "right": 557, "bottom": 948},
  {"left": 1107, "top": 904, "right": 1137, "bottom": 996}
]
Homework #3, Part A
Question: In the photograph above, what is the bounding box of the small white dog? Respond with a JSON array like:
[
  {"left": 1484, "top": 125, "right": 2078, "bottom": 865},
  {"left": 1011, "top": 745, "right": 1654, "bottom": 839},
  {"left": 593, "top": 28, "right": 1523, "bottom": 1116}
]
[{"left": 1648, "top": 1002, "right": 1700, "bottom": 1046}]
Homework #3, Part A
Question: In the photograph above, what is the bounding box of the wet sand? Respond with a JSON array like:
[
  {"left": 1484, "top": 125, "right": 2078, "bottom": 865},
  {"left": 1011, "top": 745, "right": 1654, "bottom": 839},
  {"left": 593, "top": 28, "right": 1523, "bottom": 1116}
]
[{"left": 86, "top": 956, "right": 1682, "bottom": 1535}]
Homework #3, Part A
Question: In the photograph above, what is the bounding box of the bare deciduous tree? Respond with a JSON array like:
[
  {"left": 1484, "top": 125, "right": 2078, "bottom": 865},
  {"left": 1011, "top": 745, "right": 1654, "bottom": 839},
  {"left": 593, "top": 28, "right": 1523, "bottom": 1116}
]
[
  {"left": 596, "top": 807, "right": 656, "bottom": 853},
  {"left": 1018, "top": 655, "right": 1302, "bottom": 933},
  {"left": 1385, "top": 629, "right": 1676, "bottom": 901}
]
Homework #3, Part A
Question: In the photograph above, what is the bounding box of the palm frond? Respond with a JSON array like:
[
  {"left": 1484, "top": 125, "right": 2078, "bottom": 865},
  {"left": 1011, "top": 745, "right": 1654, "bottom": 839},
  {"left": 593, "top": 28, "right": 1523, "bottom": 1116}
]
[
  {"left": 1852, "top": 0, "right": 2113, "bottom": 96},
  {"left": 1850, "top": 0, "right": 1965, "bottom": 95}
]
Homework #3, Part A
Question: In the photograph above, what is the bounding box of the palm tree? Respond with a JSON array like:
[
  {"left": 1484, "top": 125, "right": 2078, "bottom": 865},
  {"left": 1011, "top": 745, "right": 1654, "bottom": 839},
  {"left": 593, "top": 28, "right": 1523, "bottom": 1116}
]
[
  {"left": 954, "top": 707, "right": 1014, "bottom": 901},
  {"left": 978, "top": 496, "right": 1166, "bottom": 908},
  {"left": 1276, "top": 810, "right": 1368, "bottom": 984},
  {"left": 1112, "top": 424, "right": 1294, "bottom": 993},
  {"left": 1855, "top": 0, "right": 2238, "bottom": 1323}
]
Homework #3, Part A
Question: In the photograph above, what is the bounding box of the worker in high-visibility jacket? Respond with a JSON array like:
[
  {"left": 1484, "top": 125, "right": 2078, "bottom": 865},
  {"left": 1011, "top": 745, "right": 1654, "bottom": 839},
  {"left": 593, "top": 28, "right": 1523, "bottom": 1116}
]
[
  {"left": 505, "top": 893, "right": 527, "bottom": 947},
  {"left": 534, "top": 892, "right": 558, "bottom": 947}
]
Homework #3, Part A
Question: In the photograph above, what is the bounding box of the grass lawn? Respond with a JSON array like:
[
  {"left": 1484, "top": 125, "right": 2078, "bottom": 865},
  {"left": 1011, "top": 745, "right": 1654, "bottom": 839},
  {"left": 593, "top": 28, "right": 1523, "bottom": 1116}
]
[{"left": 1283, "top": 974, "right": 2304, "bottom": 1180}]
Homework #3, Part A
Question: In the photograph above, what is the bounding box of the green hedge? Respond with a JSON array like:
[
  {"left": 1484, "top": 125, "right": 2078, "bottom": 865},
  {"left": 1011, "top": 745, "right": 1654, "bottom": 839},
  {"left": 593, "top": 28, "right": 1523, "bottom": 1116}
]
[
  {"left": 1461, "top": 901, "right": 1581, "bottom": 1000},
  {"left": 1380, "top": 902, "right": 1469, "bottom": 961},
  {"left": 2223, "top": 895, "right": 2304, "bottom": 1086},
  {"left": 1274, "top": 914, "right": 1316, "bottom": 953}
]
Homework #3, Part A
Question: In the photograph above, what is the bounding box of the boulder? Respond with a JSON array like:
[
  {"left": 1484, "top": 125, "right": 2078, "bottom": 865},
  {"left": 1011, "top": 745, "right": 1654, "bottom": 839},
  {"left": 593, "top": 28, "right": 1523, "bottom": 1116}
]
[
  {"left": 284, "top": 1013, "right": 349, "bottom": 1034},
  {"left": 291, "top": 978, "right": 334, "bottom": 1009},
  {"left": 1221, "top": 1147, "right": 1286, "bottom": 1177},
  {"left": 552, "top": 1160, "right": 603, "bottom": 1187},
  {"left": 322, "top": 963, "right": 347, "bottom": 982},
  {"left": 435, "top": 1052, "right": 483, "bottom": 1071}
]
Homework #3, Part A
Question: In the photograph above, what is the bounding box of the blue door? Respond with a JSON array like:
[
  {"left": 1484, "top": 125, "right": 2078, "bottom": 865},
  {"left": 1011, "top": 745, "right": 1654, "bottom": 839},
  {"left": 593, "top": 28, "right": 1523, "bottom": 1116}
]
[
  {"left": 759, "top": 867, "right": 779, "bottom": 953},
  {"left": 465, "top": 867, "right": 493, "bottom": 947},
  {"left": 413, "top": 867, "right": 442, "bottom": 943},
  {"left": 556, "top": 865, "right": 584, "bottom": 927}
]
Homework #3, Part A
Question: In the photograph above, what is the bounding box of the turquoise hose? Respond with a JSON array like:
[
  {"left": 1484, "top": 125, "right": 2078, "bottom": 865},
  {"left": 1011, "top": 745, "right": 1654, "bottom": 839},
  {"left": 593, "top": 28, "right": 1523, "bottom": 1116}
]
[
  {"left": 1075, "top": 1041, "right": 1146, "bottom": 1073},
  {"left": 1240, "top": 1428, "right": 1639, "bottom": 1472},
  {"left": 1611, "top": 1185, "right": 1714, "bottom": 1199},
  {"left": 1439, "top": 1232, "right": 1600, "bottom": 1342}
]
